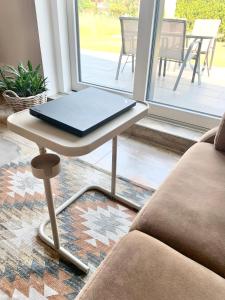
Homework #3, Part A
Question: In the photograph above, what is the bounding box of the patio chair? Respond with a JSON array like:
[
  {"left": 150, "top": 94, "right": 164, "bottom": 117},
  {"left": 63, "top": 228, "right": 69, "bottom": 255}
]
[
  {"left": 191, "top": 19, "right": 221, "bottom": 74},
  {"left": 115, "top": 16, "right": 138, "bottom": 80},
  {"left": 158, "top": 19, "right": 200, "bottom": 91},
  {"left": 158, "top": 19, "right": 187, "bottom": 78}
]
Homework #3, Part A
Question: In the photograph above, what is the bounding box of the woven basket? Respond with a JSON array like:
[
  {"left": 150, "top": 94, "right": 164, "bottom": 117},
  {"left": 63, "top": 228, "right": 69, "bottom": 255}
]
[{"left": 3, "top": 90, "right": 47, "bottom": 112}]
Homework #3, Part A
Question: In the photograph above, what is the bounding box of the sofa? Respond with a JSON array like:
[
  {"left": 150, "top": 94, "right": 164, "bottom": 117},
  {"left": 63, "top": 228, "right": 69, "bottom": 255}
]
[{"left": 77, "top": 121, "right": 225, "bottom": 300}]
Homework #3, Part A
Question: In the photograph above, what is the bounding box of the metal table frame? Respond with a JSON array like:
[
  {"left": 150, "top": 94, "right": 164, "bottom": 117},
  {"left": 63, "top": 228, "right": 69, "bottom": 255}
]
[
  {"left": 186, "top": 35, "right": 213, "bottom": 83},
  {"left": 173, "top": 34, "right": 213, "bottom": 91},
  {"left": 38, "top": 136, "right": 141, "bottom": 274}
]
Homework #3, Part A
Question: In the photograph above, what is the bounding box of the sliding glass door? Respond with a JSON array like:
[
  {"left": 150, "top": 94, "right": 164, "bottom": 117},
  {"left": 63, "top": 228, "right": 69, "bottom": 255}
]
[
  {"left": 70, "top": 0, "right": 141, "bottom": 94},
  {"left": 68, "top": 0, "right": 222, "bottom": 128},
  {"left": 147, "top": 0, "right": 223, "bottom": 127}
]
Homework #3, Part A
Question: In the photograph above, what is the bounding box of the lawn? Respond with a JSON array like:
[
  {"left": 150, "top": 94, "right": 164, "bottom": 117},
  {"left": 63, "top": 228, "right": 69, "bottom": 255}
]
[
  {"left": 79, "top": 13, "right": 225, "bottom": 68},
  {"left": 79, "top": 13, "right": 121, "bottom": 53},
  {"left": 213, "top": 42, "right": 225, "bottom": 68}
]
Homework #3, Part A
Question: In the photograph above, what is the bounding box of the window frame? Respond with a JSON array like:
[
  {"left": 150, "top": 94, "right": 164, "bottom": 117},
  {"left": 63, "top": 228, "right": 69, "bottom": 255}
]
[
  {"left": 35, "top": 0, "right": 220, "bottom": 129},
  {"left": 67, "top": 0, "right": 163, "bottom": 99}
]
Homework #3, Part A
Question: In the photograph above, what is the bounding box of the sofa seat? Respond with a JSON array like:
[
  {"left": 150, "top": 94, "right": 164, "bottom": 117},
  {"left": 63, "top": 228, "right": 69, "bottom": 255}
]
[
  {"left": 131, "top": 142, "right": 225, "bottom": 277},
  {"left": 77, "top": 231, "right": 225, "bottom": 300}
]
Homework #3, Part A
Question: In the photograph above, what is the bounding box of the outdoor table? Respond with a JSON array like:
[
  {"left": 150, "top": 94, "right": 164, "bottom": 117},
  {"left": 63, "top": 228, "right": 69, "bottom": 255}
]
[
  {"left": 186, "top": 34, "right": 214, "bottom": 84},
  {"left": 7, "top": 101, "right": 148, "bottom": 274}
]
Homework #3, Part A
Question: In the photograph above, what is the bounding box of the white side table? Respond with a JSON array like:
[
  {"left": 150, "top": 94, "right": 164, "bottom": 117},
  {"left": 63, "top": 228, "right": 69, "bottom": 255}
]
[{"left": 8, "top": 101, "right": 148, "bottom": 273}]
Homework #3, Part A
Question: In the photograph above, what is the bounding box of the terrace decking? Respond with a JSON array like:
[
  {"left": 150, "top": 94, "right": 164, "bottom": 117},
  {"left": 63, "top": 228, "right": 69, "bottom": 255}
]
[{"left": 80, "top": 50, "right": 225, "bottom": 117}]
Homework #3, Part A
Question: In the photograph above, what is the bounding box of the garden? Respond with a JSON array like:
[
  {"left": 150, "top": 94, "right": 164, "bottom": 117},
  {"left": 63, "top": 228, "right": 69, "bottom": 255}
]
[{"left": 78, "top": 0, "right": 225, "bottom": 67}]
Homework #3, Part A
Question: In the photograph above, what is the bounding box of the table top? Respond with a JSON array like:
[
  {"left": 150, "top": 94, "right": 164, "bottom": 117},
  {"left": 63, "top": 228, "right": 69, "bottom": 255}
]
[
  {"left": 8, "top": 101, "right": 148, "bottom": 156},
  {"left": 186, "top": 34, "right": 214, "bottom": 40}
]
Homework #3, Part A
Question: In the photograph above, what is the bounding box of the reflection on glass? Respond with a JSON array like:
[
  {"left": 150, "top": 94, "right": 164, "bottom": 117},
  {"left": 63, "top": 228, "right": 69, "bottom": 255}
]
[
  {"left": 77, "top": 0, "right": 140, "bottom": 93},
  {"left": 150, "top": 0, "right": 225, "bottom": 117}
]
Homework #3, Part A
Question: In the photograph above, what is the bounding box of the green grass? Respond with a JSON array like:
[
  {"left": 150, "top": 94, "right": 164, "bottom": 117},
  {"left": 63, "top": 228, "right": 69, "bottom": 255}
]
[
  {"left": 213, "top": 42, "right": 225, "bottom": 68},
  {"left": 79, "top": 13, "right": 225, "bottom": 68},
  {"left": 79, "top": 13, "right": 121, "bottom": 53}
]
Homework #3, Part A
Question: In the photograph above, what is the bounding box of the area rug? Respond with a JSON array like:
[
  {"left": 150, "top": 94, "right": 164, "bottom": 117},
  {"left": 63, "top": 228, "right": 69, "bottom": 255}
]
[{"left": 0, "top": 148, "right": 154, "bottom": 299}]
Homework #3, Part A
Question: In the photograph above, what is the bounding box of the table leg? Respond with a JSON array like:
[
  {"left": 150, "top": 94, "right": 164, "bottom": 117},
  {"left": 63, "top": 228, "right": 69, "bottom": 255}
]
[
  {"left": 209, "top": 39, "right": 216, "bottom": 70},
  {"left": 43, "top": 177, "right": 60, "bottom": 249},
  {"left": 108, "top": 136, "right": 141, "bottom": 210},
  {"left": 158, "top": 58, "right": 162, "bottom": 77},
  {"left": 197, "top": 57, "right": 201, "bottom": 86},
  {"left": 37, "top": 138, "right": 141, "bottom": 273},
  {"left": 38, "top": 146, "right": 58, "bottom": 247},
  {"left": 37, "top": 147, "right": 90, "bottom": 273},
  {"left": 111, "top": 136, "right": 117, "bottom": 197},
  {"left": 192, "top": 39, "right": 202, "bottom": 83},
  {"left": 163, "top": 59, "right": 167, "bottom": 77},
  {"left": 39, "top": 146, "right": 46, "bottom": 155},
  {"left": 132, "top": 55, "right": 135, "bottom": 73}
]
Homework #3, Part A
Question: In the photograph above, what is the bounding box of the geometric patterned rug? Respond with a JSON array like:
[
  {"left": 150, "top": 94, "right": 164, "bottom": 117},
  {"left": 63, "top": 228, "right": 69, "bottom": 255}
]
[{"left": 0, "top": 154, "right": 154, "bottom": 299}]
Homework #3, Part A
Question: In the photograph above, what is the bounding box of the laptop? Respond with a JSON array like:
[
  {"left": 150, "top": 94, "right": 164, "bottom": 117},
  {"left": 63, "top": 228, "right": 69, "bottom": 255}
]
[{"left": 30, "top": 88, "right": 136, "bottom": 137}]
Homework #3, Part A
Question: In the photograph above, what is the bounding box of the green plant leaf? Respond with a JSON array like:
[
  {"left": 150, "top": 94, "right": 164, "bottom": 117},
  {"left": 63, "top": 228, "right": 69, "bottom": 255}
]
[
  {"left": 0, "top": 61, "right": 47, "bottom": 97},
  {"left": 27, "top": 60, "right": 33, "bottom": 72}
]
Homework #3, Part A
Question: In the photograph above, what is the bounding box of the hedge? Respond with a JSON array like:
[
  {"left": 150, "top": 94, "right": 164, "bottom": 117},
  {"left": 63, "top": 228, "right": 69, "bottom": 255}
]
[
  {"left": 176, "top": 0, "right": 225, "bottom": 40},
  {"left": 79, "top": 0, "right": 225, "bottom": 40},
  {"left": 79, "top": 0, "right": 139, "bottom": 16},
  {"left": 109, "top": 0, "right": 139, "bottom": 17},
  {"left": 79, "top": 0, "right": 96, "bottom": 12}
]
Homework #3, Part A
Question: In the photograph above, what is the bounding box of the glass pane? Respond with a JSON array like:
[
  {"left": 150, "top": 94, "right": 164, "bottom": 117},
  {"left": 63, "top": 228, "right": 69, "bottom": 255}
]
[
  {"left": 76, "top": 0, "right": 140, "bottom": 93},
  {"left": 149, "top": 0, "right": 225, "bottom": 118}
]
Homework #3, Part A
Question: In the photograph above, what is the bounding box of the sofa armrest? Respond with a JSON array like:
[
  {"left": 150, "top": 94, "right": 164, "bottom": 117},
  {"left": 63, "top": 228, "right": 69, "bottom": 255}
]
[{"left": 198, "top": 127, "right": 218, "bottom": 144}]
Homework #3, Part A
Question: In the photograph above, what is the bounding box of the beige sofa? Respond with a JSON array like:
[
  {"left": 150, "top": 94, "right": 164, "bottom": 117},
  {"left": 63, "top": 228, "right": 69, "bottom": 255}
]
[{"left": 77, "top": 122, "right": 225, "bottom": 300}]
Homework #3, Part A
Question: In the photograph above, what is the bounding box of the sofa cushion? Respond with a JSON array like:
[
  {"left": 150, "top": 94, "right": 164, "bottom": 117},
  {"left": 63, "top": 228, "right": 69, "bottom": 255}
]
[
  {"left": 131, "top": 142, "right": 225, "bottom": 278},
  {"left": 77, "top": 231, "right": 225, "bottom": 300},
  {"left": 215, "top": 114, "right": 225, "bottom": 151}
]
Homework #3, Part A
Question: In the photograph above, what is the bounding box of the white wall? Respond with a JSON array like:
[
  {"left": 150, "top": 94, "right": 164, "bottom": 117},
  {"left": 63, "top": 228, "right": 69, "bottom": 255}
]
[{"left": 0, "top": 0, "right": 42, "bottom": 67}]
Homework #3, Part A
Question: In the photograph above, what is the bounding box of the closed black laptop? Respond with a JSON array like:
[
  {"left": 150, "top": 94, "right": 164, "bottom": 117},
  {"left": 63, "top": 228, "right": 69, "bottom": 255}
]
[{"left": 30, "top": 88, "right": 136, "bottom": 137}]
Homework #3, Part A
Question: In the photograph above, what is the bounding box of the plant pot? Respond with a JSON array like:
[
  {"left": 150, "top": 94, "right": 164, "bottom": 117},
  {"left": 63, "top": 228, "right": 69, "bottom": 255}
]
[{"left": 2, "top": 90, "right": 47, "bottom": 112}]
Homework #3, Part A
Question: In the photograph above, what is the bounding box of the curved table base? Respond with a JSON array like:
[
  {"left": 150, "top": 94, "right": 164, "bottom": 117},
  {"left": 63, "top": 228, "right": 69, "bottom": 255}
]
[
  {"left": 39, "top": 185, "right": 141, "bottom": 274},
  {"left": 38, "top": 137, "right": 141, "bottom": 274}
]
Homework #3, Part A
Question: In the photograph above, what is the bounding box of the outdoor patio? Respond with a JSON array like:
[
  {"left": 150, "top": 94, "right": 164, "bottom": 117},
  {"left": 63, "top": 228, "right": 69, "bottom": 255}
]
[{"left": 80, "top": 49, "right": 225, "bottom": 117}]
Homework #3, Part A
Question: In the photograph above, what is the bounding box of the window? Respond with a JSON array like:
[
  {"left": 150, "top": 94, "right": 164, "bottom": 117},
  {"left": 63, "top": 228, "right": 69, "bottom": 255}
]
[
  {"left": 75, "top": 0, "right": 140, "bottom": 93},
  {"left": 147, "top": 0, "right": 224, "bottom": 127},
  {"left": 68, "top": 0, "right": 157, "bottom": 98},
  {"left": 35, "top": 0, "right": 221, "bottom": 128}
]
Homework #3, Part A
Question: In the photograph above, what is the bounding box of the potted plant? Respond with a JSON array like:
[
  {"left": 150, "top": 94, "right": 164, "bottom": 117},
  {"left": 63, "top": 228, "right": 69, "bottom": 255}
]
[{"left": 0, "top": 61, "right": 47, "bottom": 112}]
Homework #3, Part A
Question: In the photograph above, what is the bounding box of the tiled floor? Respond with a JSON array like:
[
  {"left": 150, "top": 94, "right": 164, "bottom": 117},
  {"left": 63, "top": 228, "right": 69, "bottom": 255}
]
[
  {"left": 0, "top": 125, "right": 180, "bottom": 189},
  {"left": 80, "top": 50, "right": 225, "bottom": 117},
  {"left": 82, "top": 135, "right": 180, "bottom": 188},
  {"left": 155, "top": 66, "right": 225, "bottom": 117}
]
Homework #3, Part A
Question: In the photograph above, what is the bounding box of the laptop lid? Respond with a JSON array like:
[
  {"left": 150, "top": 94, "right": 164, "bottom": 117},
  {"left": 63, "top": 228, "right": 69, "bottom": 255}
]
[{"left": 30, "top": 88, "right": 136, "bottom": 136}]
